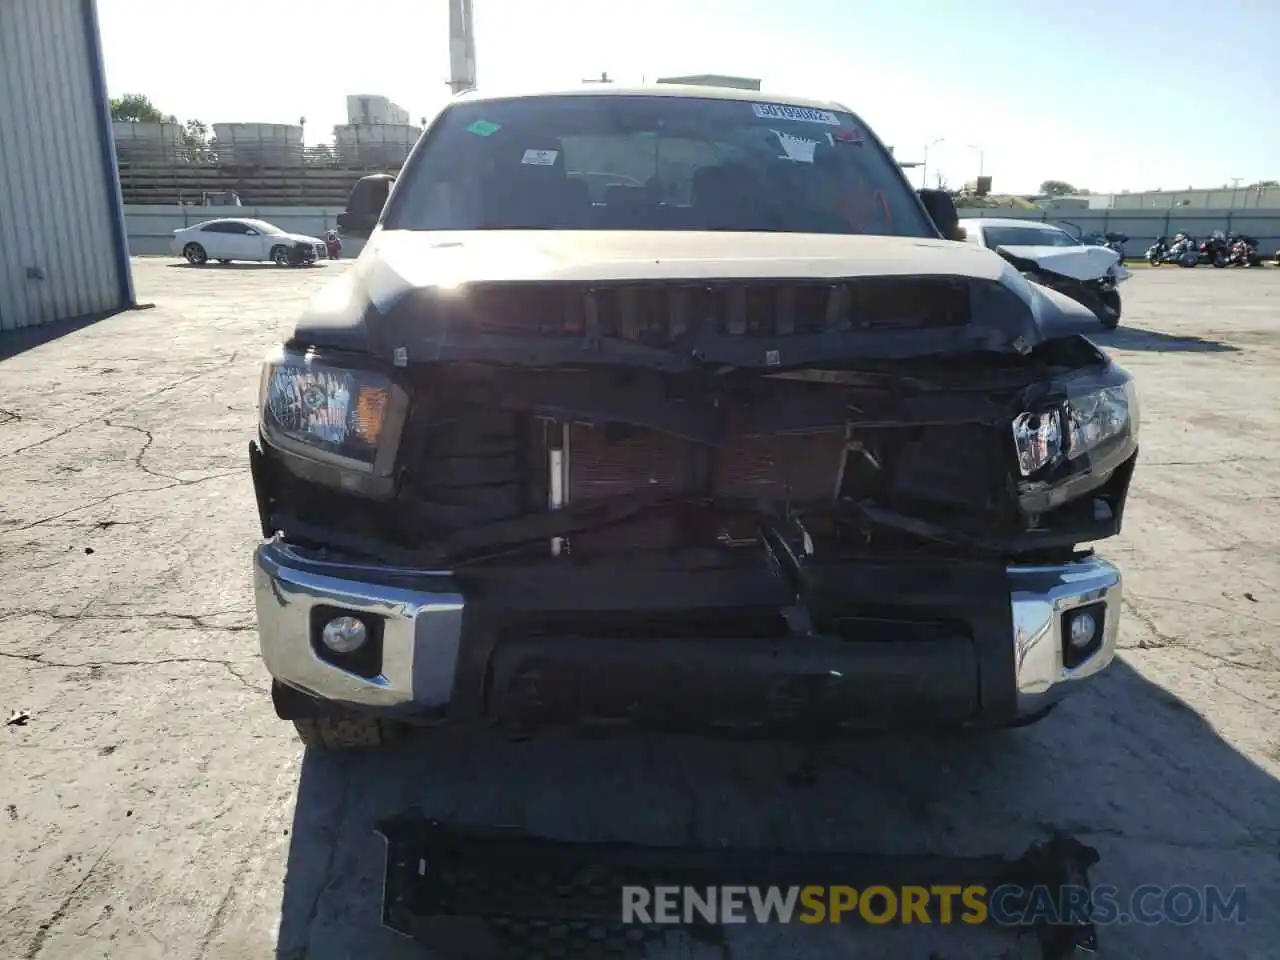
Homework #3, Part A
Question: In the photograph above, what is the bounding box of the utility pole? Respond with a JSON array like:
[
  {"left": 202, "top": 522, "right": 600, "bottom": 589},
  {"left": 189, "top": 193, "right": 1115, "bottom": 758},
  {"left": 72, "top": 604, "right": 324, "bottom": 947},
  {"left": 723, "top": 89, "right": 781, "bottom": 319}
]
[
  {"left": 447, "top": 0, "right": 477, "bottom": 95},
  {"left": 921, "top": 138, "right": 944, "bottom": 190}
]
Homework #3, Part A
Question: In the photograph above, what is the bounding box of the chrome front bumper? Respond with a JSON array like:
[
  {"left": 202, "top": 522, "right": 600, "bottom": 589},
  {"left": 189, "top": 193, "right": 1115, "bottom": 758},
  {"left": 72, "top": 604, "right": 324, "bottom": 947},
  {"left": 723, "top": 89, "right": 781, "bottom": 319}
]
[
  {"left": 255, "top": 541, "right": 463, "bottom": 714},
  {"left": 1008, "top": 559, "right": 1122, "bottom": 716},
  {"left": 254, "top": 540, "right": 1120, "bottom": 723}
]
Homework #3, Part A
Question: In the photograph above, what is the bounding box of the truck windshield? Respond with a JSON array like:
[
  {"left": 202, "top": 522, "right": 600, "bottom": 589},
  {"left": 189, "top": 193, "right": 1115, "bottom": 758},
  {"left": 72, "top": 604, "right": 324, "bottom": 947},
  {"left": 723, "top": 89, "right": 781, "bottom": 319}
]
[{"left": 383, "top": 94, "right": 935, "bottom": 238}]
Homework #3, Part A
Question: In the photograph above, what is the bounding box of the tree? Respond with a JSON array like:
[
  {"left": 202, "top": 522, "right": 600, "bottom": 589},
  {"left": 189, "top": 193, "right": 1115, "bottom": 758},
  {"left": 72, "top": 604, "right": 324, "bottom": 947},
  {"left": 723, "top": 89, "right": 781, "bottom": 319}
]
[
  {"left": 1039, "top": 179, "right": 1077, "bottom": 197},
  {"left": 109, "top": 93, "right": 167, "bottom": 122},
  {"left": 183, "top": 119, "right": 209, "bottom": 160}
]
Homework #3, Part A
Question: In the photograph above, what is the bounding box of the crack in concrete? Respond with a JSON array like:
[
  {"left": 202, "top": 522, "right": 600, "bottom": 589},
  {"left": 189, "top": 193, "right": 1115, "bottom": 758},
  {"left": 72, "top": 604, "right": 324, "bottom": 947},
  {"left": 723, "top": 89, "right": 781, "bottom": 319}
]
[
  {"left": 102, "top": 419, "right": 180, "bottom": 483},
  {"left": 222, "top": 662, "right": 259, "bottom": 692},
  {"left": 1122, "top": 597, "right": 1178, "bottom": 648},
  {"left": 1120, "top": 641, "right": 1277, "bottom": 674},
  {"left": 0, "top": 651, "right": 262, "bottom": 694},
  {"left": 0, "top": 607, "right": 256, "bottom": 632},
  {"left": 196, "top": 864, "right": 247, "bottom": 959},
  {"left": 1141, "top": 454, "right": 1280, "bottom": 467},
  {"left": 2, "top": 352, "right": 239, "bottom": 462},
  {"left": 24, "top": 841, "right": 114, "bottom": 959},
  {"left": 9, "top": 469, "right": 244, "bottom": 532},
  {"left": 0, "top": 407, "right": 20, "bottom": 425},
  {"left": 301, "top": 759, "right": 355, "bottom": 957},
  {"left": 1127, "top": 592, "right": 1278, "bottom": 628},
  {"left": 1120, "top": 598, "right": 1278, "bottom": 673},
  {"left": 1211, "top": 675, "right": 1280, "bottom": 715}
]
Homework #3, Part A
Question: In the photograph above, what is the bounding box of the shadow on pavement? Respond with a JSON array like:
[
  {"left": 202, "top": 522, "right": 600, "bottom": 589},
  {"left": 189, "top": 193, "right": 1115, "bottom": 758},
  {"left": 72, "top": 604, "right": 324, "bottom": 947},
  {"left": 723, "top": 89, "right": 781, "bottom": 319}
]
[
  {"left": 0, "top": 307, "right": 137, "bottom": 362},
  {"left": 165, "top": 262, "right": 328, "bottom": 270},
  {"left": 1093, "top": 326, "right": 1239, "bottom": 353},
  {"left": 274, "top": 659, "right": 1277, "bottom": 959}
]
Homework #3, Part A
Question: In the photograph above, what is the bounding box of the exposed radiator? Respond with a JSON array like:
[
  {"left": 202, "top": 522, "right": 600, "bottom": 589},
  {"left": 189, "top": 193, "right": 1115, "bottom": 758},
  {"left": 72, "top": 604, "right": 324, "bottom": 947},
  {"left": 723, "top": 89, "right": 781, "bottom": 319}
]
[{"left": 563, "top": 422, "right": 848, "bottom": 553}]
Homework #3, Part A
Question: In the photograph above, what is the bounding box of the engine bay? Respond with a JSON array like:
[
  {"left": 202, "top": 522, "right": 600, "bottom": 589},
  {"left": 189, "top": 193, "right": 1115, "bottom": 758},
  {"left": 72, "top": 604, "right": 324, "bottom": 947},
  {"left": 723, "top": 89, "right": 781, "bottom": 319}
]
[{"left": 256, "top": 339, "right": 1135, "bottom": 569}]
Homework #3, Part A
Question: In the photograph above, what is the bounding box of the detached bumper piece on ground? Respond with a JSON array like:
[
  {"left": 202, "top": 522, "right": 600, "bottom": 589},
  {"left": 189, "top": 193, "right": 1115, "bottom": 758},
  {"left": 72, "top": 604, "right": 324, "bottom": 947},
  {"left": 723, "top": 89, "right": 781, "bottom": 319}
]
[{"left": 377, "top": 813, "right": 1100, "bottom": 960}]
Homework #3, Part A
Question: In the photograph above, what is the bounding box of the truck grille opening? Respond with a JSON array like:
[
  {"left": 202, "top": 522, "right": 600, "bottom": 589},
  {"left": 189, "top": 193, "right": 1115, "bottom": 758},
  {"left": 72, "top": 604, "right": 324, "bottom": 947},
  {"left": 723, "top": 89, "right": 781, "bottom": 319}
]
[{"left": 443, "top": 278, "right": 972, "bottom": 344}]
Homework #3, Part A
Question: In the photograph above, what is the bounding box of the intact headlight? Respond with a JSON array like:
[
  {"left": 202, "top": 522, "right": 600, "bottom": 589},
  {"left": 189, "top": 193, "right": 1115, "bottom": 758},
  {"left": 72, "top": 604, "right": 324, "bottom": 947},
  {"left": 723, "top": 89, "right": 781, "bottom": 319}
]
[
  {"left": 258, "top": 347, "right": 408, "bottom": 482},
  {"left": 1012, "top": 380, "right": 1137, "bottom": 477}
]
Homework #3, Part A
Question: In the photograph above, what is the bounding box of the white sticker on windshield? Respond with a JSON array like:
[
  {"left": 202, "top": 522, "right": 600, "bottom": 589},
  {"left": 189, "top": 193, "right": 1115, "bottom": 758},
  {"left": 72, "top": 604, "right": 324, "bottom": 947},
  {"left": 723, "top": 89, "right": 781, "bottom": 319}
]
[
  {"left": 774, "top": 130, "right": 818, "bottom": 164},
  {"left": 522, "top": 149, "right": 558, "bottom": 166},
  {"left": 752, "top": 103, "right": 840, "bottom": 125}
]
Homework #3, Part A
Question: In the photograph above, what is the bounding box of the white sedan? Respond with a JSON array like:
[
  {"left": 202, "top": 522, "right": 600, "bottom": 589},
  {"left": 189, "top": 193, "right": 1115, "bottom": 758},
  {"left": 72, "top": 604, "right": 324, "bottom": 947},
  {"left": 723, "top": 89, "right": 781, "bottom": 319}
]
[
  {"left": 171, "top": 218, "right": 328, "bottom": 266},
  {"left": 959, "top": 217, "right": 1130, "bottom": 328}
]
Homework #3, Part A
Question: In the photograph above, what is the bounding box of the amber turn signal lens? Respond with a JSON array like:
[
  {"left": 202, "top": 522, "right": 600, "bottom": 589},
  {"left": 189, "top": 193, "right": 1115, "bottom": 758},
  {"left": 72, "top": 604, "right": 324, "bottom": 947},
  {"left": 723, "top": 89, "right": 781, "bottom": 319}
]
[{"left": 353, "top": 386, "right": 390, "bottom": 445}]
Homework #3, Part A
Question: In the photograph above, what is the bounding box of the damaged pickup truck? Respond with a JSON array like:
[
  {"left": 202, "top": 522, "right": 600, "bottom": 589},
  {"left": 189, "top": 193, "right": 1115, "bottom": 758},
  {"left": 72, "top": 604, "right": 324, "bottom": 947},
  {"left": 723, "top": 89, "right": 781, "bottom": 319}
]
[{"left": 251, "top": 86, "right": 1137, "bottom": 749}]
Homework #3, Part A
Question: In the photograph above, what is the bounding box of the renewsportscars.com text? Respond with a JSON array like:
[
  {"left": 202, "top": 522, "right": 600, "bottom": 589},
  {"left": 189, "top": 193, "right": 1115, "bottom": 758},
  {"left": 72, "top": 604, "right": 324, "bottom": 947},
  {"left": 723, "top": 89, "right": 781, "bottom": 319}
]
[{"left": 622, "top": 884, "right": 1247, "bottom": 926}]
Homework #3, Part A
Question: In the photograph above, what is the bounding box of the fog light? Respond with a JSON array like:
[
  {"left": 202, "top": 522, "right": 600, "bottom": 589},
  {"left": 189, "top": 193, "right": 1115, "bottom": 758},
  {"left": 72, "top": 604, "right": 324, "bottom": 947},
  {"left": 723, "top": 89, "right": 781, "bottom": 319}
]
[
  {"left": 321, "top": 616, "right": 367, "bottom": 653},
  {"left": 1067, "top": 610, "right": 1099, "bottom": 649}
]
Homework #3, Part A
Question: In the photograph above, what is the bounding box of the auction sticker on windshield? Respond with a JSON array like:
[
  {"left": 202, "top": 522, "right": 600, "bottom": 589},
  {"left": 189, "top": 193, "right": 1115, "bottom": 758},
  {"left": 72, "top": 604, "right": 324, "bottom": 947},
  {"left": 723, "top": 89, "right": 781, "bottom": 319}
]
[{"left": 752, "top": 103, "right": 841, "bottom": 125}]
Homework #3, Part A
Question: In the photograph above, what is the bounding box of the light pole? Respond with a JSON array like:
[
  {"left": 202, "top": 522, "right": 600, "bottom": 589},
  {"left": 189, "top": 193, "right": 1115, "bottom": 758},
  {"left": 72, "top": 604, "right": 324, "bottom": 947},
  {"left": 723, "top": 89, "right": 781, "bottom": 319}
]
[{"left": 921, "top": 138, "right": 944, "bottom": 189}]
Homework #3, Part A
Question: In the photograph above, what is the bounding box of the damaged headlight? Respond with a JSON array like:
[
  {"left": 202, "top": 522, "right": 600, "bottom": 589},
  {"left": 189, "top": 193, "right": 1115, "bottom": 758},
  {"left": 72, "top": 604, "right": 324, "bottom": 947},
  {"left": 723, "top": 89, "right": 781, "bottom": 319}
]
[
  {"left": 1012, "top": 410, "right": 1063, "bottom": 475},
  {"left": 1065, "top": 384, "right": 1134, "bottom": 461},
  {"left": 258, "top": 347, "right": 408, "bottom": 492},
  {"left": 1013, "top": 381, "right": 1137, "bottom": 477}
]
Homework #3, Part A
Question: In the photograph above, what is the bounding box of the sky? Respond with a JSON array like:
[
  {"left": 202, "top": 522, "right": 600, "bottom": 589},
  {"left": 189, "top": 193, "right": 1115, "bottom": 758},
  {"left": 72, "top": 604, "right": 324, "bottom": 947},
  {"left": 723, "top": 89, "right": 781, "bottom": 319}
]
[{"left": 97, "top": 0, "right": 1277, "bottom": 195}]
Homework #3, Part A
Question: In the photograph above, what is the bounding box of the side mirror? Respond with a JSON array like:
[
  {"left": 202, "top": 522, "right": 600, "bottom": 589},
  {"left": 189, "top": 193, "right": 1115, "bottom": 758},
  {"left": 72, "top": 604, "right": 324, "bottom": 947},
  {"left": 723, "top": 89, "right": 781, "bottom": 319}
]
[
  {"left": 917, "top": 188, "right": 963, "bottom": 241},
  {"left": 337, "top": 174, "right": 397, "bottom": 239}
]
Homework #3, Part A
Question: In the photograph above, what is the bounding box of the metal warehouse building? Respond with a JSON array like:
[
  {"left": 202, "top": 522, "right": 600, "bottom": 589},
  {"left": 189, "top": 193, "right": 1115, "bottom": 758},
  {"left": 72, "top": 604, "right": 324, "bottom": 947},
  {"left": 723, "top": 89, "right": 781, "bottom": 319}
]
[{"left": 0, "top": 0, "right": 134, "bottom": 333}]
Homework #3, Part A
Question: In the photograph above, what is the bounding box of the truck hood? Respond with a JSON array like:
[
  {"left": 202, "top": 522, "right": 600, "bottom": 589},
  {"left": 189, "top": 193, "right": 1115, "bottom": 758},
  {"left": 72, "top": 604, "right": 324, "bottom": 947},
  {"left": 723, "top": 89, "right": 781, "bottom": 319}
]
[
  {"left": 360, "top": 230, "right": 1011, "bottom": 304},
  {"left": 293, "top": 229, "right": 1105, "bottom": 366},
  {"left": 995, "top": 244, "right": 1120, "bottom": 282}
]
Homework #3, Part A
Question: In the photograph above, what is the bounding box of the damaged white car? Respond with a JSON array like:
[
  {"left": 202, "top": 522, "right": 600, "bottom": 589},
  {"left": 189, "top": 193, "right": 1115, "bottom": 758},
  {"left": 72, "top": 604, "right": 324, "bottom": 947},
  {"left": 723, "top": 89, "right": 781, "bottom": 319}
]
[{"left": 960, "top": 218, "right": 1130, "bottom": 329}]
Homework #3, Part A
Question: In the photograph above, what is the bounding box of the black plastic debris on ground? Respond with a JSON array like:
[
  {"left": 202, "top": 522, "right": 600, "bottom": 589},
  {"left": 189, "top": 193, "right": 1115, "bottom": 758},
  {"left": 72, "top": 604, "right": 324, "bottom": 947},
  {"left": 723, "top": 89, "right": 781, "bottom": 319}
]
[{"left": 376, "top": 812, "right": 1100, "bottom": 960}]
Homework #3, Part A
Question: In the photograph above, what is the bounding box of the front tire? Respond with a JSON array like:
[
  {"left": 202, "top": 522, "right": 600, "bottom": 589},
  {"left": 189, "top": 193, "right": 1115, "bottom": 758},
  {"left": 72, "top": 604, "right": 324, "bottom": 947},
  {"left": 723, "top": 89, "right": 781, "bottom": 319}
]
[
  {"left": 292, "top": 716, "right": 403, "bottom": 750},
  {"left": 1097, "top": 291, "right": 1121, "bottom": 329},
  {"left": 270, "top": 245, "right": 292, "bottom": 266},
  {"left": 183, "top": 242, "right": 208, "bottom": 265}
]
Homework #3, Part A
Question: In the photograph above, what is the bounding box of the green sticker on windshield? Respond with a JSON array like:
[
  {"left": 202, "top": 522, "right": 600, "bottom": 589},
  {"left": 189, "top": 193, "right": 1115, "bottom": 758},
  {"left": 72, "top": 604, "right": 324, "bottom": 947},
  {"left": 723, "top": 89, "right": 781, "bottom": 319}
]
[{"left": 466, "top": 120, "right": 501, "bottom": 137}]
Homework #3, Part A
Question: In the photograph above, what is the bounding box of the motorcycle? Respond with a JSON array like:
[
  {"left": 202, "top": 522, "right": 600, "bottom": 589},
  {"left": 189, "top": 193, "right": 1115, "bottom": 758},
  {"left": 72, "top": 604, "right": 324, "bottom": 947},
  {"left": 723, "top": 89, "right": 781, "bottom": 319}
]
[
  {"left": 1083, "top": 231, "right": 1129, "bottom": 262},
  {"left": 1104, "top": 231, "right": 1129, "bottom": 262},
  {"left": 1197, "top": 231, "right": 1230, "bottom": 268},
  {"left": 325, "top": 230, "right": 342, "bottom": 260},
  {"left": 1225, "top": 234, "right": 1262, "bottom": 267},
  {"left": 1146, "top": 233, "right": 1199, "bottom": 267}
]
